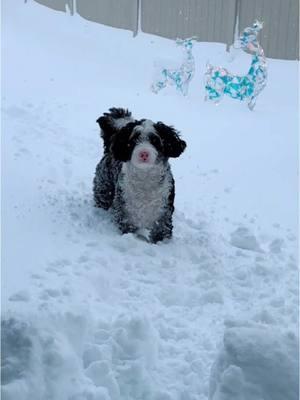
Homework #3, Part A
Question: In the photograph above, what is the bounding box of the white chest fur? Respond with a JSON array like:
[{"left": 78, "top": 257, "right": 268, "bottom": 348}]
[{"left": 121, "top": 162, "right": 171, "bottom": 229}]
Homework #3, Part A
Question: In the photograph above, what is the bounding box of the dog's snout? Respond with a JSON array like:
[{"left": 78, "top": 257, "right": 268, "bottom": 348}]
[{"left": 139, "top": 150, "right": 150, "bottom": 162}]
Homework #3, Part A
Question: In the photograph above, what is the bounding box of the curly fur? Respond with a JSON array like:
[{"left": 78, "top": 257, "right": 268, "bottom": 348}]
[{"left": 93, "top": 108, "right": 186, "bottom": 243}]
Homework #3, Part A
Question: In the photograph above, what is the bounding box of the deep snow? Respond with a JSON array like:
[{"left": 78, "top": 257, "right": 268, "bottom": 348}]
[
  {"left": 1, "top": 1, "right": 299, "bottom": 399},
  {"left": 209, "top": 325, "right": 299, "bottom": 400}
]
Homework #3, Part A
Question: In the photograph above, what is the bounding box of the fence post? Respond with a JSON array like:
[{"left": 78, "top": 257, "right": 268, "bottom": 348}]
[{"left": 133, "top": 0, "right": 140, "bottom": 37}]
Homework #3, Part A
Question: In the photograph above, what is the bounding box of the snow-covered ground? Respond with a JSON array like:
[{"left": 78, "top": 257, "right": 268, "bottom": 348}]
[{"left": 1, "top": 1, "right": 299, "bottom": 399}]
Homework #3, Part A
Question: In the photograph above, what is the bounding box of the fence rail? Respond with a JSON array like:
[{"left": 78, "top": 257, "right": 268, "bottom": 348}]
[{"left": 30, "top": 0, "right": 299, "bottom": 60}]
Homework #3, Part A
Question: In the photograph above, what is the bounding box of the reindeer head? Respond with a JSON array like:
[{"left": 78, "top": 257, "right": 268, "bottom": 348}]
[
  {"left": 238, "top": 20, "right": 263, "bottom": 55},
  {"left": 175, "top": 38, "right": 196, "bottom": 52}
]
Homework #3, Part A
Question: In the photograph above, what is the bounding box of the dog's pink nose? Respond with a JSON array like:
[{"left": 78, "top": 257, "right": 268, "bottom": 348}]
[{"left": 139, "top": 150, "right": 150, "bottom": 162}]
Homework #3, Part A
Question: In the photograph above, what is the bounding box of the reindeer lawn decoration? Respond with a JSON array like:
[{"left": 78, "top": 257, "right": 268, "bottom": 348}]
[
  {"left": 205, "top": 21, "right": 267, "bottom": 110},
  {"left": 151, "top": 38, "right": 195, "bottom": 96}
]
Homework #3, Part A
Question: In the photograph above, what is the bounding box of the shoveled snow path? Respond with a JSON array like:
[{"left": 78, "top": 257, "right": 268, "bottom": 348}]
[{"left": 3, "top": 101, "right": 226, "bottom": 399}]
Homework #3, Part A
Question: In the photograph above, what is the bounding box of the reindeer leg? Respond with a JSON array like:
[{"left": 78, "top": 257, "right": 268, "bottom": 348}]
[
  {"left": 151, "top": 70, "right": 168, "bottom": 93},
  {"left": 151, "top": 78, "right": 167, "bottom": 93},
  {"left": 180, "top": 81, "right": 189, "bottom": 96},
  {"left": 248, "top": 95, "right": 257, "bottom": 110}
]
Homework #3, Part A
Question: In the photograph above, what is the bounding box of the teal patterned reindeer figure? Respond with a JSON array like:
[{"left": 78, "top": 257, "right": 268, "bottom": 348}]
[
  {"left": 205, "top": 21, "right": 267, "bottom": 110},
  {"left": 152, "top": 38, "right": 195, "bottom": 96}
]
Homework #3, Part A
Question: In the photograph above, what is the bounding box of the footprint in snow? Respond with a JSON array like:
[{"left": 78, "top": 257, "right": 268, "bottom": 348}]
[{"left": 8, "top": 290, "right": 31, "bottom": 302}]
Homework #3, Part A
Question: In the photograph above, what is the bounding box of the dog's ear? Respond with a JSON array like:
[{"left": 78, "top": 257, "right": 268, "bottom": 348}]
[
  {"left": 154, "top": 122, "right": 186, "bottom": 158},
  {"left": 97, "top": 108, "right": 132, "bottom": 130},
  {"left": 110, "top": 122, "right": 137, "bottom": 162},
  {"left": 96, "top": 108, "right": 134, "bottom": 154},
  {"left": 97, "top": 115, "right": 111, "bottom": 132},
  {"left": 96, "top": 114, "right": 116, "bottom": 154}
]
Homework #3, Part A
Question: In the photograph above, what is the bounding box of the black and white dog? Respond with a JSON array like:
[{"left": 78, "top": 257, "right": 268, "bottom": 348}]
[{"left": 93, "top": 108, "right": 186, "bottom": 243}]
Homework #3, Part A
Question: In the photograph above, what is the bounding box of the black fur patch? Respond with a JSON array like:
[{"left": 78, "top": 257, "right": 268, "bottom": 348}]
[
  {"left": 154, "top": 122, "right": 186, "bottom": 158},
  {"left": 96, "top": 108, "right": 133, "bottom": 154},
  {"left": 110, "top": 121, "right": 141, "bottom": 162}
]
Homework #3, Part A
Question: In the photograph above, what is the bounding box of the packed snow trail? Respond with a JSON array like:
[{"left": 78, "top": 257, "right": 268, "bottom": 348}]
[{"left": 2, "top": 1, "right": 298, "bottom": 399}]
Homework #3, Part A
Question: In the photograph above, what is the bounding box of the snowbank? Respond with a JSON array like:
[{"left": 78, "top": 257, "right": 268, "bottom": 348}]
[
  {"left": 209, "top": 325, "right": 299, "bottom": 400},
  {"left": 1, "top": 313, "right": 160, "bottom": 400}
]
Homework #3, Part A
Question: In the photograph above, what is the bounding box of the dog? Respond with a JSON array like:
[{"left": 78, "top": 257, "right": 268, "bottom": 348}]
[{"left": 93, "top": 108, "right": 186, "bottom": 243}]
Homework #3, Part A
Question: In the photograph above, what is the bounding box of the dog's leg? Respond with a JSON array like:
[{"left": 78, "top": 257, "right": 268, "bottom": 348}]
[
  {"left": 112, "top": 186, "right": 137, "bottom": 235},
  {"left": 149, "top": 182, "right": 175, "bottom": 243},
  {"left": 93, "top": 157, "right": 116, "bottom": 210},
  {"left": 149, "top": 212, "right": 173, "bottom": 243}
]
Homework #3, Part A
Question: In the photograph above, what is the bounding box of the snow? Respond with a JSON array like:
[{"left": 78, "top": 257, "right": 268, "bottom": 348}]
[
  {"left": 1, "top": 1, "right": 298, "bottom": 399},
  {"left": 230, "top": 227, "right": 262, "bottom": 252},
  {"left": 209, "top": 325, "right": 299, "bottom": 400}
]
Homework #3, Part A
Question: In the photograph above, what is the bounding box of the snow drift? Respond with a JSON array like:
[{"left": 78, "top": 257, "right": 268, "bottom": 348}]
[{"left": 209, "top": 325, "right": 299, "bottom": 400}]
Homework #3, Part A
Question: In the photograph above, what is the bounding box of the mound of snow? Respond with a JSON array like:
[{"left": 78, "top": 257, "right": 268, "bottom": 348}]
[
  {"left": 209, "top": 325, "right": 299, "bottom": 400},
  {"left": 230, "top": 227, "right": 262, "bottom": 252},
  {"left": 84, "top": 314, "right": 158, "bottom": 400},
  {"left": 1, "top": 313, "right": 160, "bottom": 400},
  {"left": 1, "top": 315, "right": 89, "bottom": 400}
]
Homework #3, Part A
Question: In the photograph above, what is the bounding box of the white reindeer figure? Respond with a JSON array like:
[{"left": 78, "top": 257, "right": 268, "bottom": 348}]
[
  {"left": 205, "top": 21, "right": 267, "bottom": 110},
  {"left": 151, "top": 38, "right": 195, "bottom": 96}
]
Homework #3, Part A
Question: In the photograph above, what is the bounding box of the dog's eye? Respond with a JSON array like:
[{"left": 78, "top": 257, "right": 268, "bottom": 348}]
[
  {"left": 129, "top": 131, "right": 140, "bottom": 143},
  {"left": 150, "top": 135, "right": 162, "bottom": 148}
]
